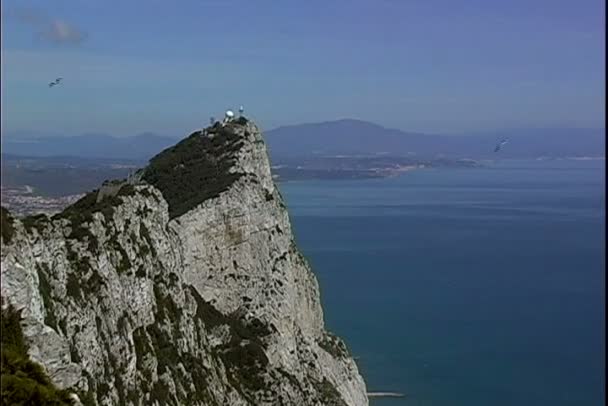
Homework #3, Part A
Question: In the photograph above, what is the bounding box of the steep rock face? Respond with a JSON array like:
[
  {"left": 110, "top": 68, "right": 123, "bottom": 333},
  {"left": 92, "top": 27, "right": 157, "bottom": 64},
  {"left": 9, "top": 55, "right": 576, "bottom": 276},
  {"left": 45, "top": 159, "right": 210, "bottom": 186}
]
[{"left": 0, "top": 120, "right": 368, "bottom": 406}]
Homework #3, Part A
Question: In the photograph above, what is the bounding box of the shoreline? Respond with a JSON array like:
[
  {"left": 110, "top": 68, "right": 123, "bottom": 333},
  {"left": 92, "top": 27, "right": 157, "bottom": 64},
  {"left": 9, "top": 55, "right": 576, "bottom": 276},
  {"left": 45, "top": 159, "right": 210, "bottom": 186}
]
[{"left": 273, "top": 165, "right": 429, "bottom": 183}]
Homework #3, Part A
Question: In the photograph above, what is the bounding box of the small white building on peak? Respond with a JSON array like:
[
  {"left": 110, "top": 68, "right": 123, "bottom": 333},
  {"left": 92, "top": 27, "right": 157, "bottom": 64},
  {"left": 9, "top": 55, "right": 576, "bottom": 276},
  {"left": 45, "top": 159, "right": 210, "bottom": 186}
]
[{"left": 223, "top": 110, "right": 235, "bottom": 125}]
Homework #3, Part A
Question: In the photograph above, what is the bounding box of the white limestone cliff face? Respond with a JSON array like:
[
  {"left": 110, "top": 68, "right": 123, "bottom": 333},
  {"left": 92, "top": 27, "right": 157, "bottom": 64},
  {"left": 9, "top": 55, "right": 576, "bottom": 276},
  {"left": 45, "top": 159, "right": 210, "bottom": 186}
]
[{"left": 0, "top": 120, "right": 369, "bottom": 406}]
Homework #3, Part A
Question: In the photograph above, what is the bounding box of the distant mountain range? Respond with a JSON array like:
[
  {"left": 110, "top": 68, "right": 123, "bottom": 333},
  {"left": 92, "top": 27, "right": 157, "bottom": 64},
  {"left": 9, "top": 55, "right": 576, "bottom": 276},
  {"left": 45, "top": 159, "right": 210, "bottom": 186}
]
[
  {"left": 1, "top": 132, "right": 176, "bottom": 160},
  {"left": 265, "top": 119, "right": 605, "bottom": 159},
  {"left": 2, "top": 119, "right": 605, "bottom": 160}
]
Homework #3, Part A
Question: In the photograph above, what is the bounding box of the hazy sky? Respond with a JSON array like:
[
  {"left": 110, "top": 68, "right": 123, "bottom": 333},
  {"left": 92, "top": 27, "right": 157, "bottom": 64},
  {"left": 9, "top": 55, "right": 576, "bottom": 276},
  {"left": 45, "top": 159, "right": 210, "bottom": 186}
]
[{"left": 1, "top": 0, "right": 605, "bottom": 137}]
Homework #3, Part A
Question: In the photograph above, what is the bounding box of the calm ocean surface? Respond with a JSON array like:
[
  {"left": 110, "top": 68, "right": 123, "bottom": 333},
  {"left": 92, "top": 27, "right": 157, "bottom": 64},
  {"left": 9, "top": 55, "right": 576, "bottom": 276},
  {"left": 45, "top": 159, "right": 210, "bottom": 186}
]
[{"left": 279, "top": 159, "right": 605, "bottom": 406}]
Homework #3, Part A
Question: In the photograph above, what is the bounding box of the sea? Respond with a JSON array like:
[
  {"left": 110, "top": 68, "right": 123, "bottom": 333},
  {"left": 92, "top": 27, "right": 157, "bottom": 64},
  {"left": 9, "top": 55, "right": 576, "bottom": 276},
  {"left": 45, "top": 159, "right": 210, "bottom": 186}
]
[{"left": 279, "top": 159, "right": 605, "bottom": 406}]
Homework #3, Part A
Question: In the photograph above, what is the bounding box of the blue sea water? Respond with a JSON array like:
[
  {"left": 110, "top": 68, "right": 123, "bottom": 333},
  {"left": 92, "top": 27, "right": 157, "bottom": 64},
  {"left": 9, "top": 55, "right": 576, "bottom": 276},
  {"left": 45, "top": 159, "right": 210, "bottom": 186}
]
[{"left": 279, "top": 159, "right": 605, "bottom": 406}]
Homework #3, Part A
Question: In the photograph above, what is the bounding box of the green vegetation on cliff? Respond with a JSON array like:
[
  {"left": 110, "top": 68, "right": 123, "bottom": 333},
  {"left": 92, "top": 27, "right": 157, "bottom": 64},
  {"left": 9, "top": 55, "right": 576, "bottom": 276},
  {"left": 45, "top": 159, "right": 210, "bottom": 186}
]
[
  {"left": 1, "top": 297, "right": 75, "bottom": 405},
  {"left": 54, "top": 183, "right": 136, "bottom": 228},
  {"left": 1, "top": 207, "right": 15, "bottom": 243},
  {"left": 51, "top": 183, "right": 138, "bottom": 280},
  {"left": 318, "top": 332, "right": 350, "bottom": 359},
  {"left": 187, "top": 286, "right": 272, "bottom": 399},
  {"left": 142, "top": 123, "right": 246, "bottom": 219}
]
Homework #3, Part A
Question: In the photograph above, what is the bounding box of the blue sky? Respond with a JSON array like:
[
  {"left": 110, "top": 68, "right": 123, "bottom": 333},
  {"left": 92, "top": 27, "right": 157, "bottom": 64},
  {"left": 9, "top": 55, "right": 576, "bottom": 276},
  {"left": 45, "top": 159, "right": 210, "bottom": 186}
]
[{"left": 1, "top": 0, "right": 605, "bottom": 136}]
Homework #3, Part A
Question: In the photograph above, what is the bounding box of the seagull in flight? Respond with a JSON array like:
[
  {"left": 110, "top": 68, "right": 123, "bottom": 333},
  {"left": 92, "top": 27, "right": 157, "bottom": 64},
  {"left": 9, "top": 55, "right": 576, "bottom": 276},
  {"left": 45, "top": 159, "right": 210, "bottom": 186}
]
[
  {"left": 48, "top": 77, "right": 63, "bottom": 88},
  {"left": 494, "top": 138, "right": 508, "bottom": 152}
]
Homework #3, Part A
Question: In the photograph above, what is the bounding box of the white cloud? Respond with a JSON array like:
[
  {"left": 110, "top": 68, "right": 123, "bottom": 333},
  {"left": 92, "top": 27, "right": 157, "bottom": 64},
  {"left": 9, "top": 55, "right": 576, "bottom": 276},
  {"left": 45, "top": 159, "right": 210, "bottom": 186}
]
[
  {"left": 41, "top": 19, "right": 87, "bottom": 45},
  {"left": 11, "top": 7, "right": 88, "bottom": 45}
]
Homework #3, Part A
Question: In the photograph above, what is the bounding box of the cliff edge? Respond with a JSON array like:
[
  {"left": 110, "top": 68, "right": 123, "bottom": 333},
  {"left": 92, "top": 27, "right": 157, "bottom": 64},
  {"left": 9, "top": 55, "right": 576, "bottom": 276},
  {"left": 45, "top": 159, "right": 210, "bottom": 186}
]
[{"left": 0, "top": 119, "right": 368, "bottom": 405}]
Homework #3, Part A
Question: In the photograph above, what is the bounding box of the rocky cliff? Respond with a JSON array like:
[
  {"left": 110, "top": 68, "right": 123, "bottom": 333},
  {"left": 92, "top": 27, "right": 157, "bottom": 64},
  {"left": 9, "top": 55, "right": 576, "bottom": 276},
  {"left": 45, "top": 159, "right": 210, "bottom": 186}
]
[{"left": 0, "top": 119, "right": 368, "bottom": 405}]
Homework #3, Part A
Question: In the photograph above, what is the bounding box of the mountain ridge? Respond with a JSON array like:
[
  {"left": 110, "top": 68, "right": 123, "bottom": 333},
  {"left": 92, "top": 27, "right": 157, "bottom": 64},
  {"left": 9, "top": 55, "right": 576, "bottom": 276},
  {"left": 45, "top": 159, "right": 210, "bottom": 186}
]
[{"left": 265, "top": 121, "right": 605, "bottom": 158}]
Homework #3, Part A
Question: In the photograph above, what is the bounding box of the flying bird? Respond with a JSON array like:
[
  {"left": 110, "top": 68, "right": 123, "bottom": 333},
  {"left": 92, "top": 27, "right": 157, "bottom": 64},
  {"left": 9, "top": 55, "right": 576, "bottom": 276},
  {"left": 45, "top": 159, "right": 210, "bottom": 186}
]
[
  {"left": 494, "top": 139, "right": 508, "bottom": 152},
  {"left": 48, "top": 78, "right": 63, "bottom": 88}
]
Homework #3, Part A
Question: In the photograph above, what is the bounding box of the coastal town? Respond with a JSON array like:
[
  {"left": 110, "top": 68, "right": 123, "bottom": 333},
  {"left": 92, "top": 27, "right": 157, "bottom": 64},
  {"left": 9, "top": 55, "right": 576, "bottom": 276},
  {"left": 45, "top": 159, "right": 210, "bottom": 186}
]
[{"left": 1, "top": 185, "right": 83, "bottom": 217}]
